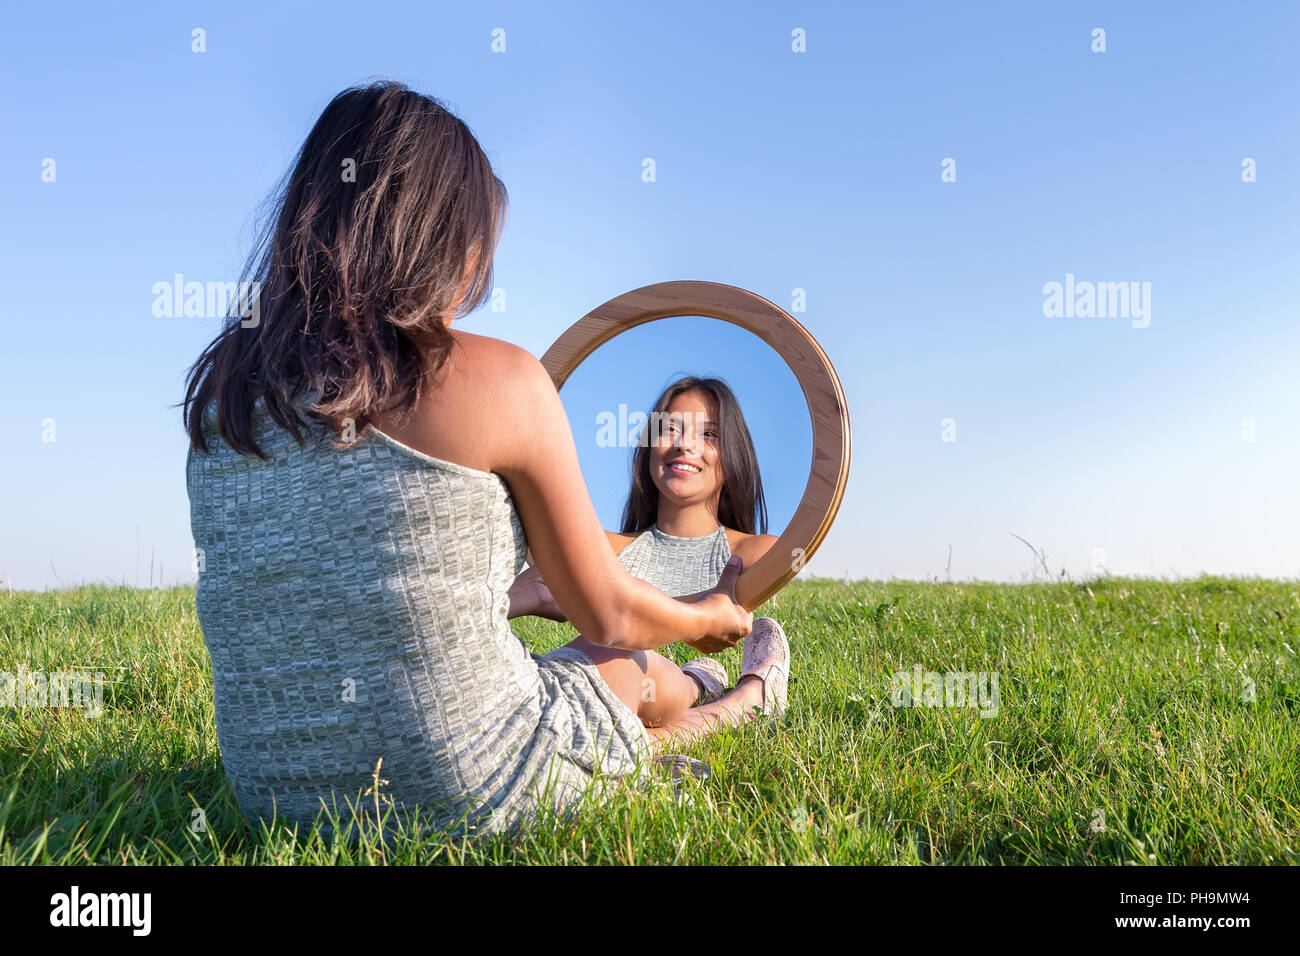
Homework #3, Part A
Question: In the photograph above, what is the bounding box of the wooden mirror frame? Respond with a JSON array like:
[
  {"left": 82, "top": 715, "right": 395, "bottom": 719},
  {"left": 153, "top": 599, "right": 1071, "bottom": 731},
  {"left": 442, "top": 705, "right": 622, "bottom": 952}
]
[{"left": 540, "top": 280, "right": 851, "bottom": 611}]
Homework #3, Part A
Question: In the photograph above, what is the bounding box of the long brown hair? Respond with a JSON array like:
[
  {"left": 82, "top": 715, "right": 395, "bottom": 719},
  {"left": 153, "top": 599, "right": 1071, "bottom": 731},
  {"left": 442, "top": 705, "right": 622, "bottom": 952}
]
[
  {"left": 619, "top": 376, "right": 769, "bottom": 535},
  {"left": 183, "top": 81, "right": 508, "bottom": 458}
]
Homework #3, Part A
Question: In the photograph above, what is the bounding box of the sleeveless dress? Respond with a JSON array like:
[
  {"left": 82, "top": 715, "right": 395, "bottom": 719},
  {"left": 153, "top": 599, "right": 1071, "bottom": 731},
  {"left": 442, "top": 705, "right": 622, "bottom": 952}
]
[
  {"left": 616, "top": 524, "right": 732, "bottom": 597},
  {"left": 186, "top": 399, "right": 650, "bottom": 838}
]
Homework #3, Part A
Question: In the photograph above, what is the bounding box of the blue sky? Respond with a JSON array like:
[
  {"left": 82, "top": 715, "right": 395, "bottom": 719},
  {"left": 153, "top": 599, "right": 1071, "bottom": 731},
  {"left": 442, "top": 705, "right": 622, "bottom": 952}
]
[{"left": 2, "top": 1, "right": 1297, "bottom": 589}]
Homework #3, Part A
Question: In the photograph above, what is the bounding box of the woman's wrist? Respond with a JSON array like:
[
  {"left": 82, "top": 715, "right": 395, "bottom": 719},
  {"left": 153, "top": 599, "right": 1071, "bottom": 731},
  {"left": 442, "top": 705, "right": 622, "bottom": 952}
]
[
  {"left": 596, "top": 577, "right": 700, "bottom": 651},
  {"left": 648, "top": 590, "right": 710, "bottom": 651}
]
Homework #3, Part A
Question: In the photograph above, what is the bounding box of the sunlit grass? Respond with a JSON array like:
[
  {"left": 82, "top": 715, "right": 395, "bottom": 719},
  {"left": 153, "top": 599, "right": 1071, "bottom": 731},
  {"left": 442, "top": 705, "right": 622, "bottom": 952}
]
[{"left": 1, "top": 577, "right": 1296, "bottom": 864}]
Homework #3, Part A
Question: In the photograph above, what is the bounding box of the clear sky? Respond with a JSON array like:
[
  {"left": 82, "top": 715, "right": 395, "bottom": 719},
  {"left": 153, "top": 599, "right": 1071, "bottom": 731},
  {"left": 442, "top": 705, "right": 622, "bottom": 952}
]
[{"left": 2, "top": 0, "right": 1297, "bottom": 590}]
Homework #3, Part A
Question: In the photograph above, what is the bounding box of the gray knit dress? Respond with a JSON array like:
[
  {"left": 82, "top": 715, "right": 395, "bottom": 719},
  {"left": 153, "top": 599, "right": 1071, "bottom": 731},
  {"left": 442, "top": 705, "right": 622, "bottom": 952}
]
[
  {"left": 186, "top": 400, "right": 651, "bottom": 838},
  {"left": 616, "top": 524, "right": 732, "bottom": 597}
]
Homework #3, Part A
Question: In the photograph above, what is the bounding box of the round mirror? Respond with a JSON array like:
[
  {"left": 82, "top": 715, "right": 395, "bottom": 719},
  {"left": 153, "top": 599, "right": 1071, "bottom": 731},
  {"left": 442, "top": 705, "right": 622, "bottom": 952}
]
[
  {"left": 558, "top": 315, "right": 807, "bottom": 539},
  {"left": 541, "top": 280, "right": 851, "bottom": 611}
]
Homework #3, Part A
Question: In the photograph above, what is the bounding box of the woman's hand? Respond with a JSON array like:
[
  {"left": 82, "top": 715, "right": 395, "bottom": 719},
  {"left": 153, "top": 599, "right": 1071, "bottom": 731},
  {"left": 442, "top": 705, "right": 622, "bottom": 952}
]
[
  {"left": 686, "top": 554, "right": 752, "bottom": 654},
  {"left": 507, "top": 565, "right": 569, "bottom": 622}
]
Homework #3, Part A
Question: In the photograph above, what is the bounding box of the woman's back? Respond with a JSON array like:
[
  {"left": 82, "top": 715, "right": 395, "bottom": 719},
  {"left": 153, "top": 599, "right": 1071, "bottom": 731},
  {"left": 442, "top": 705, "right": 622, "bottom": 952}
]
[{"left": 188, "top": 398, "right": 560, "bottom": 834}]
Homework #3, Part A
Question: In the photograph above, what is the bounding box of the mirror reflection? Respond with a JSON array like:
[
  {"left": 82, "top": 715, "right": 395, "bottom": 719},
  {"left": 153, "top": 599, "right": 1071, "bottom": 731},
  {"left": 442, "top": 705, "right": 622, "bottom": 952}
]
[{"left": 554, "top": 315, "right": 813, "bottom": 596}]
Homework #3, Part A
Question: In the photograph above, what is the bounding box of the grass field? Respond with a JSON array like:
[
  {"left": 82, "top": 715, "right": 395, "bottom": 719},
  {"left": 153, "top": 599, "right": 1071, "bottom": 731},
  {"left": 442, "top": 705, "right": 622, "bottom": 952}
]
[{"left": 1, "top": 576, "right": 1297, "bottom": 864}]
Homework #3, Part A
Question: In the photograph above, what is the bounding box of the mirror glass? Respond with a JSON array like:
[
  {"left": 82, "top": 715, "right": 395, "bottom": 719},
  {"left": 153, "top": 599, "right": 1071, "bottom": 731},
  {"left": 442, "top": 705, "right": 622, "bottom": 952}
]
[{"left": 556, "top": 315, "right": 812, "bottom": 547}]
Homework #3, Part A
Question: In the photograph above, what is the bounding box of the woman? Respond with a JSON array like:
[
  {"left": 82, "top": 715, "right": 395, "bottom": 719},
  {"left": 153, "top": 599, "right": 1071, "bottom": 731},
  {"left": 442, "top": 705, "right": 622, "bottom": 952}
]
[
  {"left": 509, "top": 375, "right": 790, "bottom": 729},
  {"left": 183, "top": 81, "right": 788, "bottom": 838}
]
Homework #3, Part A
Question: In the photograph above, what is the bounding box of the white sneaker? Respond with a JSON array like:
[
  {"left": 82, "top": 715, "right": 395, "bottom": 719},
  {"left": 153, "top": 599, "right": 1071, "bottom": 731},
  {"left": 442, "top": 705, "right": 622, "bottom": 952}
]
[
  {"left": 681, "top": 656, "right": 729, "bottom": 705},
  {"left": 738, "top": 617, "right": 790, "bottom": 718}
]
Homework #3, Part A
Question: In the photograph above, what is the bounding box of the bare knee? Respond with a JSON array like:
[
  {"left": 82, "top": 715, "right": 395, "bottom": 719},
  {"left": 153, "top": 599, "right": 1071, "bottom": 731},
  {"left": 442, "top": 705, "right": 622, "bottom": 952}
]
[
  {"left": 565, "top": 635, "right": 650, "bottom": 716},
  {"left": 566, "top": 636, "right": 694, "bottom": 728},
  {"left": 634, "top": 655, "right": 698, "bottom": 728}
]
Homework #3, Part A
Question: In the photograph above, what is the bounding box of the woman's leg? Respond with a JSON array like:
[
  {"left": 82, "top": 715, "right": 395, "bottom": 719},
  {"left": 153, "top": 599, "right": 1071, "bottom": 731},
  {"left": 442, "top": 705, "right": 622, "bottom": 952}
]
[
  {"left": 564, "top": 635, "right": 772, "bottom": 751},
  {"left": 643, "top": 679, "right": 766, "bottom": 752},
  {"left": 564, "top": 636, "right": 700, "bottom": 727},
  {"left": 643, "top": 615, "right": 787, "bottom": 751}
]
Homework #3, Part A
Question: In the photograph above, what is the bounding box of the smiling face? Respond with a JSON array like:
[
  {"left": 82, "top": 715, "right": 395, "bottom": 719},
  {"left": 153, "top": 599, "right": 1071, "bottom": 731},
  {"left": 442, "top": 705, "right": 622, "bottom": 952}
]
[{"left": 649, "top": 389, "right": 725, "bottom": 510}]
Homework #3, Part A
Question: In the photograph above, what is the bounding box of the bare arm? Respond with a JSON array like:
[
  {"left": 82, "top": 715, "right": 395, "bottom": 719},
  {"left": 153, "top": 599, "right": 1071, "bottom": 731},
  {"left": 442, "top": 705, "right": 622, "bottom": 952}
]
[
  {"left": 491, "top": 348, "right": 749, "bottom": 652},
  {"left": 506, "top": 564, "right": 567, "bottom": 621},
  {"left": 513, "top": 516, "right": 779, "bottom": 612},
  {"left": 508, "top": 542, "right": 715, "bottom": 620}
]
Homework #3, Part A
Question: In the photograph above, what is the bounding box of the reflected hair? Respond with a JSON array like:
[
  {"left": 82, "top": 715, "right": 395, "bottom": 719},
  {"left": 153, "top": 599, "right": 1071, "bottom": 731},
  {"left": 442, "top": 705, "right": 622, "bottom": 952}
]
[
  {"left": 182, "top": 80, "right": 508, "bottom": 458},
  {"left": 619, "top": 376, "right": 768, "bottom": 536}
]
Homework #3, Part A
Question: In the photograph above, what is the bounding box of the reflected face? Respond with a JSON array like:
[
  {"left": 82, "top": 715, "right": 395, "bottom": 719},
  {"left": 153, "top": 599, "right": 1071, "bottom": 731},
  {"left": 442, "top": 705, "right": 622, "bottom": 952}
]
[{"left": 649, "top": 390, "right": 725, "bottom": 508}]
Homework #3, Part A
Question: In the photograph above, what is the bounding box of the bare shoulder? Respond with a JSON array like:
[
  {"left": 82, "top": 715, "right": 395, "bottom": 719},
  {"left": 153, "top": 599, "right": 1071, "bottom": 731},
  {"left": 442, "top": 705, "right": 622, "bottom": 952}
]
[
  {"left": 453, "top": 330, "right": 557, "bottom": 415},
  {"left": 447, "top": 328, "right": 539, "bottom": 381},
  {"left": 726, "top": 530, "right": 780, "bottom": 568},
  {"left": 374, "top": 330, "right": 547, "bottom": 473},
  {"left": 443, "top": 330, "right": 571, "bottom": 479}
]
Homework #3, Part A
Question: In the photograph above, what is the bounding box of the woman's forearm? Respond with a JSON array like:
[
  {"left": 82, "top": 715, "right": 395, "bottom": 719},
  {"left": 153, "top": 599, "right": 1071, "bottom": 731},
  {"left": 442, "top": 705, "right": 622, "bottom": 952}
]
[
  {"left": 597, "top": 575, "right": 708, "bottom": 652},
  {"left": 512, "top": 565, "right": 708, "bottom": 638}
]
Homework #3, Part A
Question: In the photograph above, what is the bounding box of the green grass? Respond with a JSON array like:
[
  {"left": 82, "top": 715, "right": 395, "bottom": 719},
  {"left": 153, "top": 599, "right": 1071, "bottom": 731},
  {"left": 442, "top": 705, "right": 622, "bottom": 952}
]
[{"left": 1, "top": 577, "right": 1297, "bottom": 864}]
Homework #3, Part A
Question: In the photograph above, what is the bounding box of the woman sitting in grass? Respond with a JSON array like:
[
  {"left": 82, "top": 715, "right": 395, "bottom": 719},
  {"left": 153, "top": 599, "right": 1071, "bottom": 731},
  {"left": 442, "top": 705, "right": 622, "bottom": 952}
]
[
  {"left": 183, "top": 81, "right": 785, "bottom": 839},
  {"left": 508, "top": 374, "right": 791, "bottom": 742}
]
